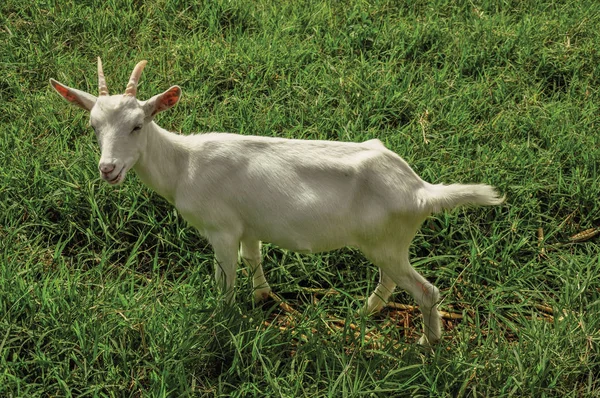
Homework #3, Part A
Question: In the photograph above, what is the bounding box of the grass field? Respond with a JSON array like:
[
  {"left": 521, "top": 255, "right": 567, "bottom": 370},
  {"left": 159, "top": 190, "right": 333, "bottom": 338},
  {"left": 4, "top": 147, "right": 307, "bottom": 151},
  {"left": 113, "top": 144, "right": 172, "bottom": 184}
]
[{"left": 2, "top": 0, "right": 600, "bottom": 396}]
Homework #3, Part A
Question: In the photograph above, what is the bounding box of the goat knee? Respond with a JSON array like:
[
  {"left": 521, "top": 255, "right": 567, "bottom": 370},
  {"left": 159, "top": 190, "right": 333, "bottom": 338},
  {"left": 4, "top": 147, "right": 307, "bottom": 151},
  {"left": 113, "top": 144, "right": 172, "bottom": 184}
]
[{"left": 415, "top": 280, "right": 439, "bottom": 312}]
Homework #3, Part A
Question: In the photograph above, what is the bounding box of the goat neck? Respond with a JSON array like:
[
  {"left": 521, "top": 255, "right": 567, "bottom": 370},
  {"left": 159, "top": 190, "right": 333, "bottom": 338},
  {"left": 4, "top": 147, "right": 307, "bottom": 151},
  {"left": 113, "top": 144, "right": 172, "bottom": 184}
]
[{"left": 133, "top": 122, "right": 185, "bottom": 204}]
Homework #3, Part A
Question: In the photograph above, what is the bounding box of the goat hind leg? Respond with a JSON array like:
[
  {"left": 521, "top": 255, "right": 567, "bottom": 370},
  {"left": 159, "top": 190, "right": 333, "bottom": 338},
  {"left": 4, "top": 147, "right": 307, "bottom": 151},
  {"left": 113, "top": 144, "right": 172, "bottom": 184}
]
[
  {"left": 240, "top": 239, "right": 271, "bottom": 302},
  {"left": 391, "top": 265, "right": 441, "bottom": 346},
  {"left": 362, "top": 269, "right": 396, "bottom": 315},
  {"left": 364, "top": 249, "right": 441, "bottom": 345}
]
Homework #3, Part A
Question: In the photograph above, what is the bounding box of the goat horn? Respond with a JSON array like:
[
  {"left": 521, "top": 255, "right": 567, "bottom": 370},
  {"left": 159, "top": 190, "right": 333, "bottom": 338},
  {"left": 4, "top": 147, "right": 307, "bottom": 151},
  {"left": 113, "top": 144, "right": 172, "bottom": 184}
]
[
  {"left": 124, "top": 60, "right": 148, "bottom": 97},
  {"left": 98, "top": 57, "right": 109, "bottom": 96}
]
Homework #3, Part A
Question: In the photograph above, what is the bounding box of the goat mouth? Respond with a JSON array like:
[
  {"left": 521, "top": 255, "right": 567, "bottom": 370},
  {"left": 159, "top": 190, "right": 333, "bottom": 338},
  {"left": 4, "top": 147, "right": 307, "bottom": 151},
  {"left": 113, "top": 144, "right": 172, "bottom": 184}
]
[{"left": 105, "top": 168, "right": 125, "bottom": 185}]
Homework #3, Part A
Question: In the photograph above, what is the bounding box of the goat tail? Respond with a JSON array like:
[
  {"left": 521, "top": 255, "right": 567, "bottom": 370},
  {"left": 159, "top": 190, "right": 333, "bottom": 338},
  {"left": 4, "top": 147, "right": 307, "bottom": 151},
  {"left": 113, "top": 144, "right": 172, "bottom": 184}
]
[{"left": 419, "top": 182, "right": 505, "bottom": 213}]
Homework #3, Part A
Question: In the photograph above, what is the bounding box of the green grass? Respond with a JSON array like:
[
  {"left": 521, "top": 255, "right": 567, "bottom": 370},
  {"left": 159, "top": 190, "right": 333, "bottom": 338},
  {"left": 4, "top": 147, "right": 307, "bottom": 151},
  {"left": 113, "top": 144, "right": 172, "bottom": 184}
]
[{"left": 2, "top": 0, "right": 600, "bottom": 395}]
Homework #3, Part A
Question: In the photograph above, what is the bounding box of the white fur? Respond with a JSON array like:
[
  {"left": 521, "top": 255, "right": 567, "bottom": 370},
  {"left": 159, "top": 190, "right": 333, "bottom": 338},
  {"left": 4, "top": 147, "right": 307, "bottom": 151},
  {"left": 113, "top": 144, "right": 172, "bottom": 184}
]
[{"left": 50, "top": 62, "right": 504, "bottom": 346}]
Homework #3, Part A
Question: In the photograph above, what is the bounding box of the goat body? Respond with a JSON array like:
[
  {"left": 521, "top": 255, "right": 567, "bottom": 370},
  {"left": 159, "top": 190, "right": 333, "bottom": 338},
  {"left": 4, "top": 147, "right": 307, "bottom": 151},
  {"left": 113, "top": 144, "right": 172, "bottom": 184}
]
[
  {"left": 50, "top": 59, "right": 504, "bottom": 346},
  {"left": 139, "top": 130, "right": 430, "bottom": 252}
]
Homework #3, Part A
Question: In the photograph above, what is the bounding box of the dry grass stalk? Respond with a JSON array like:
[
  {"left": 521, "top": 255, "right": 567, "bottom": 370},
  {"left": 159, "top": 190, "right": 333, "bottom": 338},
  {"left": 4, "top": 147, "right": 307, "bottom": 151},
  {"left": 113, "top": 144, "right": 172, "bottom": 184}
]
[{"left": 569, "top": 227, "right": 600, "bottom": 243}]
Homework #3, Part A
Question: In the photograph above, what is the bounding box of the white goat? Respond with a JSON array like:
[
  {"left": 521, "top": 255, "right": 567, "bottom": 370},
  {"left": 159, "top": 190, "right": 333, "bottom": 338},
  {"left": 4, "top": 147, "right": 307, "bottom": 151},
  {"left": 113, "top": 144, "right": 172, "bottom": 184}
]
[{"left": 50, "top": 59, "right": 504, "bottom": 345}]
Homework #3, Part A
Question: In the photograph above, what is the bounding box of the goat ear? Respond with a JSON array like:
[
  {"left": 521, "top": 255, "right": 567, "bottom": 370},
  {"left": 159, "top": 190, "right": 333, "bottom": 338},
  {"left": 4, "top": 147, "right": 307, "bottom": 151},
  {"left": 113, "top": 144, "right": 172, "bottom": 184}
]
[
  {"left": 144, "top": 86, "right": 181, "bottom": 118},
  {"left": 49, "top": 79, "right": 97, "bottom": 111}
]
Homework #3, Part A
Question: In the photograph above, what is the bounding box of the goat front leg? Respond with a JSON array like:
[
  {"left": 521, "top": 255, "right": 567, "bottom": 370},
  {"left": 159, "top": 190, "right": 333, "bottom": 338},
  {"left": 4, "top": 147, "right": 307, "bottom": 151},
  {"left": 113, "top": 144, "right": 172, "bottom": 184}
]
[
  {"left": 210, "top": 233, "right": 240, "bottom": 304},
  {"left": 240, "top": 239, "right": 271, "bottom": 302}
]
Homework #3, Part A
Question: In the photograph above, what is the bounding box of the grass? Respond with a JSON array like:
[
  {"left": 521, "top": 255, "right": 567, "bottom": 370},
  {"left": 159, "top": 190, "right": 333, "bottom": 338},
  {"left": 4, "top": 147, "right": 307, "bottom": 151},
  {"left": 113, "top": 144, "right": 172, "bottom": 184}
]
[{"left": 1, "top": 0, "right": 600, "bottom": 395}]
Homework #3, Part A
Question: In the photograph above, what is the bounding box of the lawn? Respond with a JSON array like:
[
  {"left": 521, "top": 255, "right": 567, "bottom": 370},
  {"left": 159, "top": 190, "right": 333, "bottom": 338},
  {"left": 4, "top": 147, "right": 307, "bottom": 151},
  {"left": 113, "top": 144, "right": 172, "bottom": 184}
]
[{"left": 1, "top": 0, "right": 600, "bottom": 396}]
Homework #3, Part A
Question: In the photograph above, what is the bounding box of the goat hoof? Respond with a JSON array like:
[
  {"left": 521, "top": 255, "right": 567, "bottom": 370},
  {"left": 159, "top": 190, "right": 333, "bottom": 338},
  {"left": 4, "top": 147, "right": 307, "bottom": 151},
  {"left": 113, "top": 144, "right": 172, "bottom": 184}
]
[
  {"left": 254, "top": 288, "right": 272, "bottom": 303},
  {"left": 418, "top": 334, "right": 439, "bottom": 348},
  {"left": 360, "top": 301, "right": 385, "bottom": 317}
]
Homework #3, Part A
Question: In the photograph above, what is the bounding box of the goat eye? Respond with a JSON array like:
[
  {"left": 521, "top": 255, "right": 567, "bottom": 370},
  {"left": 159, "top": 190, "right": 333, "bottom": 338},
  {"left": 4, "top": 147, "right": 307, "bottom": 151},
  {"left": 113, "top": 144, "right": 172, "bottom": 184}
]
[{"left": 132, "top": 125, "right": 142, "bottom": 133}]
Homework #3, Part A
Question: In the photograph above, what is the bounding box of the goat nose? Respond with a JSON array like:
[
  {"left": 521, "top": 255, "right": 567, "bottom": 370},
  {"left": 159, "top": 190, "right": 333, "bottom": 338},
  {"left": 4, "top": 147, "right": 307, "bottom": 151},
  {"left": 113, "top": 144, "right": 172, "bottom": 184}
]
[{"left": 99, "top": 163, "right": 116, "bottom": 174}]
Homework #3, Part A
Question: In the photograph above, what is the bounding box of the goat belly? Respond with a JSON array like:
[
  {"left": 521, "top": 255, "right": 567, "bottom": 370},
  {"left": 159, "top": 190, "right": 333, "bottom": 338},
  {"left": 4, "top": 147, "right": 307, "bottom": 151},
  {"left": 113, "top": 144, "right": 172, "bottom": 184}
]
[
  {"left": 240, "top": 209, "right": 360, "bottom": 253},
  {"left": 253, "top": 233, "right": 351, "bottom": 254}
]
